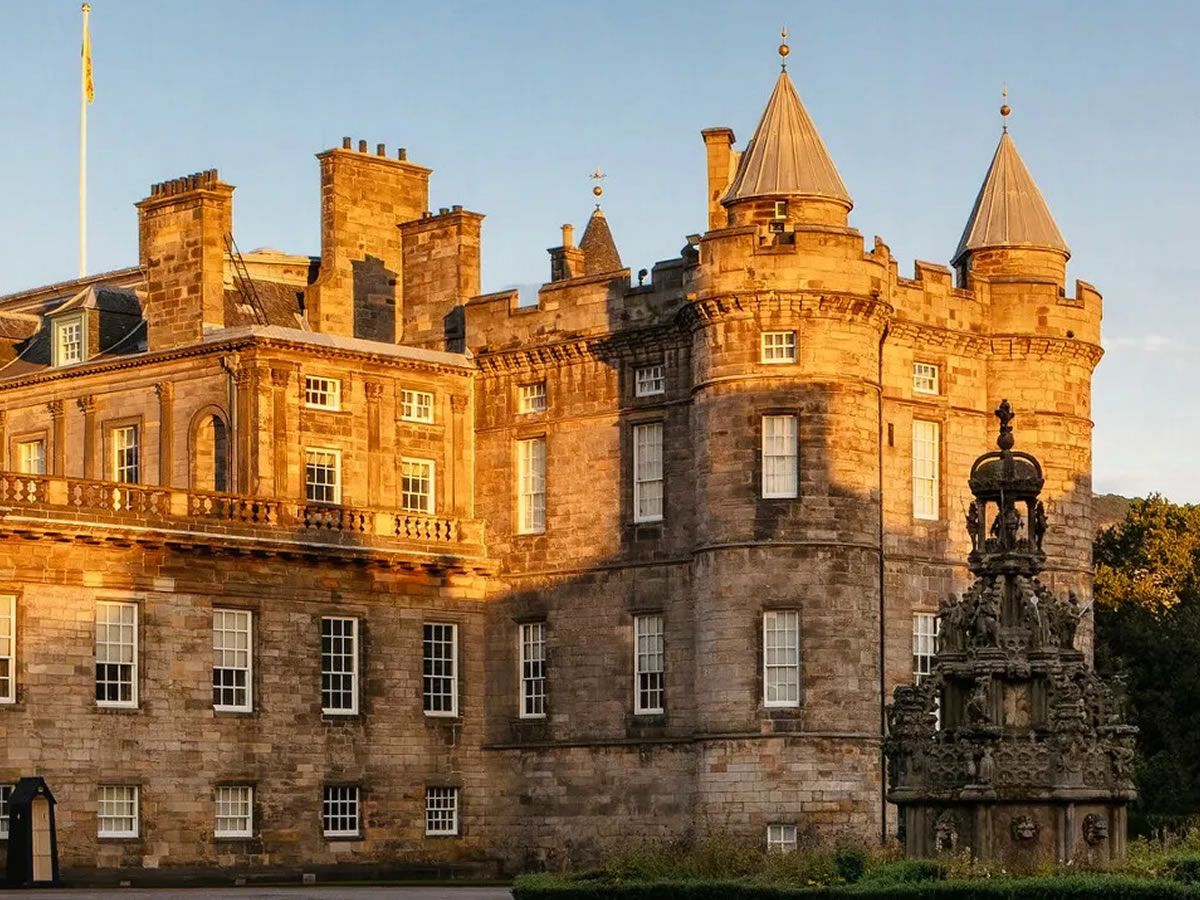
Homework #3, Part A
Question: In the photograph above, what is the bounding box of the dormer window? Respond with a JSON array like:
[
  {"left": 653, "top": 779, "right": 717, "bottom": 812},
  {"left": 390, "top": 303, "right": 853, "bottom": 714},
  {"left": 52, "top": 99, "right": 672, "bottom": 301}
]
[{"left": 53, "top": 314, "right": 85, "bottom": 366}]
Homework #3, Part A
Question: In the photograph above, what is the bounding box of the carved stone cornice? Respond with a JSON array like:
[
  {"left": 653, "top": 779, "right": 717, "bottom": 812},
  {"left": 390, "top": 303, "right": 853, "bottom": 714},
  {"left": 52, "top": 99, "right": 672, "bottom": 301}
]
[
  {"left": 473, "top": 327, "right": 688, "bottom": 377},
  {"left": 887, "top": 320, "right": 990, "bottom": 358},
  {"left": 677, "top": 291, "right": 893, "bottom": 333},
  {"left": 989, "top": 335, "right": 1105, "bottom": 368}
]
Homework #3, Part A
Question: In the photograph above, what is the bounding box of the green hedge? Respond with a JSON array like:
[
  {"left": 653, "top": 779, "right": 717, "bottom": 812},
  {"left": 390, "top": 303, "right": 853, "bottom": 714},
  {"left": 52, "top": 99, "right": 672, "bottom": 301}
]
[
  {"left": 1166, "top": 855, "right": 1200, "bottom": 884},
  {"left": 512, "top": 874, "right": 1200, "bottom": 900}
]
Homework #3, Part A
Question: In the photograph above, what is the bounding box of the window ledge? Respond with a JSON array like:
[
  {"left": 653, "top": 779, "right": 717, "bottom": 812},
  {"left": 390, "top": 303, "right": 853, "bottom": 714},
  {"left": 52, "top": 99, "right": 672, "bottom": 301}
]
[{"left": 94, "top": 704, "right": 141, "bottom": 714}]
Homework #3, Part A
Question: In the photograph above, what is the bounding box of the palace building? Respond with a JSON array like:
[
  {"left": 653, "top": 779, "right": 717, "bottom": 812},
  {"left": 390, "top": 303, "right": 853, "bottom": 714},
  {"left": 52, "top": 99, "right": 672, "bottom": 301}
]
[{"left": 0, "top": 54, "right": 1102, "bottom": 884}]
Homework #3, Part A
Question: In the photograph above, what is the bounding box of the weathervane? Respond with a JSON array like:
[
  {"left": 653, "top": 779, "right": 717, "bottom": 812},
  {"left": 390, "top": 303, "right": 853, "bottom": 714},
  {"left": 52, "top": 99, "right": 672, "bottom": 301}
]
[
  {"left": 779, "top": 27, "right": 790, "bottom": 71},
  {"left": 590, "top": 167, "right": 606, "bottom": 208},
  {"left": 1000, "top": 84, "right": 1011, "bottom": 133}
]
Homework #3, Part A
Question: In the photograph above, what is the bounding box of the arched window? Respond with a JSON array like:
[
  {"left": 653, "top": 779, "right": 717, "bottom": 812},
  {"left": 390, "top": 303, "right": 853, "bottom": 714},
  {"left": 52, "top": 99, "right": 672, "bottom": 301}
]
[{"left": 189, "top": 407, "right": 231, "bottom": 493}]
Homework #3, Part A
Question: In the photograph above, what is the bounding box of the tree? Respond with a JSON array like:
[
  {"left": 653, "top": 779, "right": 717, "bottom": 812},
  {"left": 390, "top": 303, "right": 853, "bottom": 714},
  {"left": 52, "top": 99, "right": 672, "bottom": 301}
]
[{"left": 1094, "top": 495, "right": 1200, "bottom": 817}]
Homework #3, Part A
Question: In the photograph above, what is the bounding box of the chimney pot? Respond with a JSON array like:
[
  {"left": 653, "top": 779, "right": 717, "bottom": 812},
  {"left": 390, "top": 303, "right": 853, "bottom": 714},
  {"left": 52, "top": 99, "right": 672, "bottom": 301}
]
[
  {"left": 342, "top": 137, "right": 352, "bottom": 149},
  {"left": 439, "top": 207, "right": 449, "bottom": 215},
  {"left": 451, "top": 204, "right": 462, "bottom": 212},
  {"left": 358, "top": 140, "right": 367, "bottom": 153},
  {"left": 562, "top": 223, "right": 575, "bottom": 248},
  {"left": 377, "top": 143, "right": 386, "bottom": 156},
  {"left": 398, "top": 148, "right": 407, "bottom": 160}
]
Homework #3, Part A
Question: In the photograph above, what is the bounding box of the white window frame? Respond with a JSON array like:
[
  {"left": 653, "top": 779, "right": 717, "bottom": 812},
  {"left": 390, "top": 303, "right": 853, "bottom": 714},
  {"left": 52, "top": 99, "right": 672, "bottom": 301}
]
[
  {"left": 634, "top": 613, "right": 665, "bottom": 715},
  {"left": 322, "top": 785, "right": 360, "bottom": 838},
  {"left": 0, "top": 594, "right": 13, "bottom": 704},
  {"left": 516, "top": 437, "right": 546, "bottom": 535},
  {"left": 212, "top": 608, "right": 253, "bottom": 713},
  {"left": 95, "top": 600, "right": 138, "bottom": 709},
  {"left": 518, "top": 381, "right": 547, "bottom": 414},
  {"left": 401, "top": 457, "right": 436, "bottom": 515},
  {"left": 305, "top": 447, "right": 342, "bottom": 505},
  {"left": 16, "top": 439, "right": 45, "bottom": 476},
  {"left": 912, "top": 362, "right": 940, "bottom": 396},
  {"left": 519, "top": 621, "right": 546, "bottom": 719},
  {"left": 400, "top": 389, "right": 435, "bottom": 423},
  {"left": 633, "top": 422, "right": 664, "bottom": 523},
  {"left": 97, "top": 785, "right": 139, "bottom": 838},
  {"left": 760, "top": 330, "right": 796, "bottom": 364},
  {"left": 423, "top": 622, "right": 458, "bottom": 717},
  {"left": 425, "top": 786, "right": 459, "bottom": 836},
  {"left": 303, "top": 375, "right": 342, "bottom": 411},
  {"left": 214, "top": 785, "right": 253, "bottom": 838},
  {"left": 761, "top": 415, "right": 798, "bottom": 499},
  {"left": 320, "top": 616, "right": 359, "bottom": 716},
  {"left": 912, "top": 612, "right": 939, "bottom": 683},
  {"left": 767, "top": 823, "right": 798, "bottom": 853},
  {"left": 52, "top": 313, "right": 85, "bottom": 367},
  {"left": 635, "top": 364, "right": 666, "bottom": 397},
  {"left": 0, "top": 784, "right": 11, "bottom": 839},
  {"left": 772, "top": 200, "right": 790, "bottom": 220},
  {"left": 912, "top": 419, "right": 940, "bottom": 521},
  {"left": 111, "top": 425, "right": 140, "bottom": 484},
  {"left": 763, "top": 610, "right": 800, "bottom": 709}
]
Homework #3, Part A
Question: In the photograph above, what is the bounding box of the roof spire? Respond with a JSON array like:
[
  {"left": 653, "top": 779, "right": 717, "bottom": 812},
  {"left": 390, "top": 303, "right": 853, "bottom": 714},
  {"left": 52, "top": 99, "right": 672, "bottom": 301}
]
[
  {"left": 779, "top": 27, "right": 789, "bottom": 71},
  {"left": 722, "top": 68, "right": 851, "bottom": 208},
  {"left": 953, "top": 117, "right": 1069, "bottom": 265},
  {"left": 1000, "top": 84, "right": 1011, "bottom": 133}
]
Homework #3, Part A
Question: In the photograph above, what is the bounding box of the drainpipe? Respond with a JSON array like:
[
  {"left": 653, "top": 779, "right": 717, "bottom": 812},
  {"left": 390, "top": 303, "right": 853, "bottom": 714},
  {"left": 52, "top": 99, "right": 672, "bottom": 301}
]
[{"left": 877, "top": 319, "right": 890, "bottom": 845}]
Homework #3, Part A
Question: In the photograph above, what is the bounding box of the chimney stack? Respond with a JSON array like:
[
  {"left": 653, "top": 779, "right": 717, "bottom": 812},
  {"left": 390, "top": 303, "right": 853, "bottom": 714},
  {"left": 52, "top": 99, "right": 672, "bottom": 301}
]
[
  {"left": 136, "top": 169, "right": 234, "bottom": 350},
  {"left": 305, "top": 140, "right": 431, "bottom": 339}
]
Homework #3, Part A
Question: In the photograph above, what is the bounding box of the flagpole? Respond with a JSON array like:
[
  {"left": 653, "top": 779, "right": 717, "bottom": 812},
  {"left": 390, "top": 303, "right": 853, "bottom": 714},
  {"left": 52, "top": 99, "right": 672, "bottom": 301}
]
[{"left": 79, "top": 3, "right": 90, "bottom": 279}]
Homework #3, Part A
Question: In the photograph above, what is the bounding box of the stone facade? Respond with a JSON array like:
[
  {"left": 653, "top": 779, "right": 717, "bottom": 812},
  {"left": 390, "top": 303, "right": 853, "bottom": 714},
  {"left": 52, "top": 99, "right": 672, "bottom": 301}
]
[{"left": 0, "top": 64, "right": 1102, "bottom": 885}]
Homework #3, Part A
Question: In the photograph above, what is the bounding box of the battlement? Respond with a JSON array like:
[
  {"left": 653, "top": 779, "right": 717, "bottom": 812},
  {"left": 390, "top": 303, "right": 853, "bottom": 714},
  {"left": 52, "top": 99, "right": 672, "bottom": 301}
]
[
  {"left": 148, "top": 169, "right": 223, "bottom": 198},
  {"left": 464, "top": 260, "right": 689, "bottom": 354}
]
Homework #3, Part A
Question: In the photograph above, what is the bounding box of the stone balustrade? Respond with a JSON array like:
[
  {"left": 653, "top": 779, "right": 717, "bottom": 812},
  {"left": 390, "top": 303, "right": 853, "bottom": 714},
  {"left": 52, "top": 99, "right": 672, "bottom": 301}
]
[{"left": 0, "top": 471, "right": 483, "bottom": 558}]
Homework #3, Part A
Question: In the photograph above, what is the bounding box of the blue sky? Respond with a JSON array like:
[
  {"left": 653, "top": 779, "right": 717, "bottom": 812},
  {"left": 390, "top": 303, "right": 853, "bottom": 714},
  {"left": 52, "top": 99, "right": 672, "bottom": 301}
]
[{"left": 0, "top": 1, "right": 1196, "bottom": 501}]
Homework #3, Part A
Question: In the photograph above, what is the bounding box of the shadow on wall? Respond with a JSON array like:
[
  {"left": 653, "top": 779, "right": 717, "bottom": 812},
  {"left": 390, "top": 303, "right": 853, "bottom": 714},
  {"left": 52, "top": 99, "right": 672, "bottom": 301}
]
[{"left": 352, "top": 256, "right": 398, "bottom": 343}]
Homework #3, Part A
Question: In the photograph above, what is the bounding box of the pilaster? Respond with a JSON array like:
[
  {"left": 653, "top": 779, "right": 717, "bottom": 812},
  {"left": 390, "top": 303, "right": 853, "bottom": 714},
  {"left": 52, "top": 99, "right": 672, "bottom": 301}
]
[
  {"left": 365, "top": 381, "right": 385, "bottom": 507},
  {"left": 270, "top": 367, "right": 291, "bottom": 498},
  {"left": 78, "top": 396, "right": 96, "bottom": 480},
  {"left": 234, "top": 367, "right": 254, "bottom": 494},
  {"left": 48, "top": 401, "right": 65, "bottom": 476},
  {"left": 450, "top": 394, "right": 469, "bottom": 517},
  {"left": 156, "top": 382, "right": 175, "bottom": 487}
]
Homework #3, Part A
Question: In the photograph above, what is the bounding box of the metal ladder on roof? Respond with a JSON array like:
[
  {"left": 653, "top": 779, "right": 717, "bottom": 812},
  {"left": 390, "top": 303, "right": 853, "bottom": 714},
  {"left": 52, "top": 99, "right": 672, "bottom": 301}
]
[{"left": 225, "top": 233, "right": 270, "bottom": 326}]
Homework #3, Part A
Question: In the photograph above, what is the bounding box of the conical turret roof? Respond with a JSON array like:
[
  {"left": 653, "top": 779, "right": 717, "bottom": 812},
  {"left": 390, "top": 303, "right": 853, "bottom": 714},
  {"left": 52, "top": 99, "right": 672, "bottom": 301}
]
[
  {"left": 723, "top": 71, "right": 851, "bottom": 208},
  {"left": 579, "top": 207, "right": 623, "bottom": 275},
  {"left": 954, "top": 131, "right": 1069, "bottom": 265}
]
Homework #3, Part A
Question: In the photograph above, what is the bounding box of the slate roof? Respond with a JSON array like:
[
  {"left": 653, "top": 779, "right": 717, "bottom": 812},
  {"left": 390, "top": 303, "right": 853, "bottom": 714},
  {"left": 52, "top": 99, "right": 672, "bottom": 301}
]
[
  {"left": 954, "top": 131, "right": 1069, "bottom": 265},
  {"left": 723, "top": 71, "right": 852, "bottom": 207},
  {"left": 579, "top": 208, "right": 623, "bottom": 276}
]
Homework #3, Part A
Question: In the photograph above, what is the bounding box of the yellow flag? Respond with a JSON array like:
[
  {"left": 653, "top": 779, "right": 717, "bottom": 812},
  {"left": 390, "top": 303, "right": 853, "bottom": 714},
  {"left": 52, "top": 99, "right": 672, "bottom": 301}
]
[{"left": 82, "top": 4, "right": 94, "bottom": 104}]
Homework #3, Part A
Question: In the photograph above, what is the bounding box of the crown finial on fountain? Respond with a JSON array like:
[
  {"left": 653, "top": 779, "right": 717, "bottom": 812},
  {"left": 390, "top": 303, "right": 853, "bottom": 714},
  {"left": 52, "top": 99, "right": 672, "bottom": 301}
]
[{"left": 996, "top": 399, "right": 1015, "bottom": 451}]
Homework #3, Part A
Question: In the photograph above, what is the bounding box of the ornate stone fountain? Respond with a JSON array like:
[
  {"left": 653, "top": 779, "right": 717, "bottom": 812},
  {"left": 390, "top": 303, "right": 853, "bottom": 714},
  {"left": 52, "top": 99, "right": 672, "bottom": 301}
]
[{"left": 885, "top": 401, "right": 1137, "bottom": 868}]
